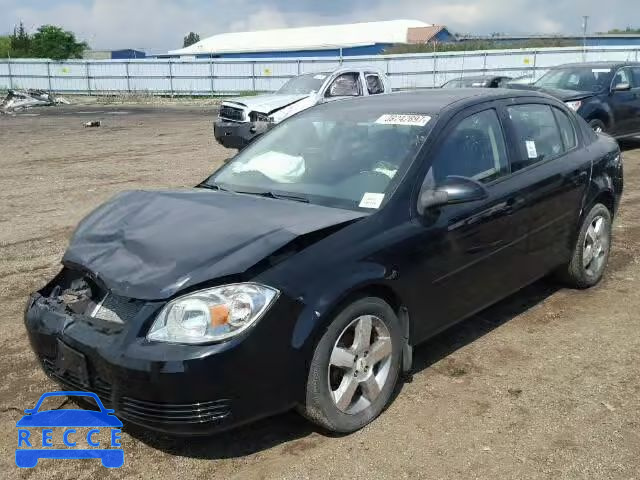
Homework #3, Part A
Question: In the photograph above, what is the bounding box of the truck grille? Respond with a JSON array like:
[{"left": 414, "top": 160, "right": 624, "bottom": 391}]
[{"left": 219, "top": 105, "right": 245, "bottom": 122}]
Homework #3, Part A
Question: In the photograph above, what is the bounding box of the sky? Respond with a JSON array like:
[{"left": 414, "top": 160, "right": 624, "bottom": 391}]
[{"left": 1, "top": 0, "right": 639, "bottom": 52}]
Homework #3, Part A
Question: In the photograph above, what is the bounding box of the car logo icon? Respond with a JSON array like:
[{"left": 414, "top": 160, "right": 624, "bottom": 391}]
[{"left": 16, "top": 391, "right": 124, "bottom": 468}]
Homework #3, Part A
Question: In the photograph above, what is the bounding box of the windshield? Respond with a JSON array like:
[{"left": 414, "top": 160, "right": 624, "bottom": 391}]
[
  {"left": 277, "top": 73, "right": 329, "bottom": 94},
  {"left": 535, "top": 66, "right": 614, "bottom": 92},
  {"left": 208, "top": 103, "right": 433, "bottom": 211},
  {"left": 443, "top": 78, "right": 488, "bottom": 88}
]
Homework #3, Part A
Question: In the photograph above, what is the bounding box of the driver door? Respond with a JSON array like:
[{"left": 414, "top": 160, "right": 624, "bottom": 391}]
[
  {"left": 609, "top": 67, "right": 637, "bottom": 136},
  {"left": 404, "top": 105, "right": 531, "bottom": 341}
]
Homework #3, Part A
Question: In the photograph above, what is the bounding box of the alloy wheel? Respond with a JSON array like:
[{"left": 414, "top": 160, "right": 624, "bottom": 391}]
[
  {"left": 327, "top": 315, "right": 393, "bottom": 414},
  {"left": 583, "top": 215, "right": 609, "bottom": 276}
]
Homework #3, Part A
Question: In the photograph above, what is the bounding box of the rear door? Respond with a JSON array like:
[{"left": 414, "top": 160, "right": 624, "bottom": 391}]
[
  {"left": 364, "top": 72, "right": 385, "bottom": 95},
  {"left": 502, "top": 101, "right": 589, "bottom": 277},
  {"left": 628, "top": 67, "right": 640, "bottom": 134}
]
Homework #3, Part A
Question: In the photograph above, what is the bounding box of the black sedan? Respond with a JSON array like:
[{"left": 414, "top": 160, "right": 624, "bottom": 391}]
[
  {"left": 25, "top": 89, "right": 623, "bottom": 435},
  {"left": 442, "top": 75, "right": 512, "bottom": 88},
  {"left": 511, "top": 62, "right": 640, "bottom": 137}
]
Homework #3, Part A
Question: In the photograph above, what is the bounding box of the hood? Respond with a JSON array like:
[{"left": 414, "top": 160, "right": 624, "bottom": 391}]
[
  {"left": 223, "top": 93, "right": 310, "bottom": 114},
  {"left": 509, "top": 84, "right": 595, "bottom": 102},
  {"left": 63, "top": 190, "right": 364, "bottom": 300}
]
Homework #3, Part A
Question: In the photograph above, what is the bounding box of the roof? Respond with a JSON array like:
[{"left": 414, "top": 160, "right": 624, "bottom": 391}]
[
  {"left": 313, "top": 89, "right": 551, "bottom": 117},
  {"left": 406, "top": 25, "right": 448, "bottom": 43},
  {"left": 169, "top": 19, "right": 430, "bottom": 55}
]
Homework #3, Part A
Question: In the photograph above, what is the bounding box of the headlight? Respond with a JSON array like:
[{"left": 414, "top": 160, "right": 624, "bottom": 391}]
[
  {"left": 147, "top": 283, "right": 279, "bottom": 344},
  {"left": 565, "top": 100, "right": 582, "bottom": 111},
  {"left": 249, "top": 111, "right": 269, "bottom": 123}
]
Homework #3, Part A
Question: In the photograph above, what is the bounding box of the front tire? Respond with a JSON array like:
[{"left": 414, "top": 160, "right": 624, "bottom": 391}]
[
  {"left": 559, "top": 203, "right": 612, "bottom": 288},
  {"left": 299, "top": 297, "right": 403, "bottom": 433}
]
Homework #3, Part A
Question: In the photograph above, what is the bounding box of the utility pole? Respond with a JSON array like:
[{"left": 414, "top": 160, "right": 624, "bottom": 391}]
[{"left": 582, "top": 15, "right": 589, "bottom": 61}]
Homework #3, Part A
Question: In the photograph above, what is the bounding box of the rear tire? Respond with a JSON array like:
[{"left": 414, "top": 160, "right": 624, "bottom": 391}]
[
  {"left": 558, "top": 203, "right": 612, "bottom": 289},
  {"left": 299, "top": 297, "right": 403, "bottom": 433}
]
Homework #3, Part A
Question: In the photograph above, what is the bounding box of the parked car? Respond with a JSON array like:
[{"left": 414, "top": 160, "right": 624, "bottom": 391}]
[
  {"left": 214, "top": 67, "right": 391, "bottom": 149},
  {"left": 511, "top": 62, "right": 640, "bottom": 137},
  {"left": 506, "top": 74, "right": 536, "bottom": 86},
  {"left": 25, "top": 89, "right": 622, "bottom": 436},
  {"left": 441, "top": 75, "right": 511, "bottom": 89}
]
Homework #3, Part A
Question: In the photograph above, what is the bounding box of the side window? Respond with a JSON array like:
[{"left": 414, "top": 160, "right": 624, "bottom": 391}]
[
  {"left": 612, "top": 68, "right": 634, "bottom": 88},
  {"left": 424, "top": 109, "right": 509, "bottom": 188},
  {"left": 326, "top": 73, "right": 361, "bottom": 97},
  {"left": 366, "top": 74, "right": 384, "bottom": 95},
  {"left": 633, "top": 68, "right": 640, "bottom": 87},
  {"left": 507, "top": 104, "right": 564, "bottom": 171},
  {"left": 552, "top": 107, "right": 577, "bottom": 151}
]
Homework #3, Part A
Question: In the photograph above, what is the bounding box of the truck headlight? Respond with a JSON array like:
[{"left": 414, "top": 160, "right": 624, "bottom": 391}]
[{"left": 147, "top": 283, "right": 279, "bottom": 344}]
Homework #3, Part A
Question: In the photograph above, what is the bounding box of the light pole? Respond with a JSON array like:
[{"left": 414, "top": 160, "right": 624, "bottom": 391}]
[{"left": 582, "top": 15, "right": 589, "bottom": 61}]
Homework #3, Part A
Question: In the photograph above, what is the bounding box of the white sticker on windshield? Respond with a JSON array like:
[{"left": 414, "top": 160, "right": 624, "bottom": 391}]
[
  {"left": 375, "top": 114, "right": 431, "bottom": 126},
  {"left": 592, "top": 68, "right": 611, "bottom": 73},
  {"left": 525, "top": 140, "right": 538, "bottom": 159},
  {"left": 359, "top": 192, "right": 385, "bottom": 209},
  {"left": 313, "top": 74, "right": 327, "bottom": 80}
]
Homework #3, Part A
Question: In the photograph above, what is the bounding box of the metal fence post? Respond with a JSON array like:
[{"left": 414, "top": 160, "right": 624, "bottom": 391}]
[
  {"left": 46, "top": 61, "right": 52, "bottom": 92},
  {"left": 483, "top": 52, "right": 488, "bottom": 75},
  {"left": 297, "top": 59, "right": 301, "bottom": 75},
  {"left": 169, "top": 60, "right": 174, "bottom": 97},
  {"left": 252, "top": 61, "right": 256, "bottom": 92},
  {"left": 125, "top": 61, "right": 131, "bottom": 93},
  {"left": 433, "top": 53, "right": 437, "bottom": 88},
  {"left": 85, "top": 61, "right": 91, "bottom": 95},
  {"left": 7, "top": 59, "right": 13, "bottom": 89},
  {"left": 209, "top": 58, "right": 215, "bottom": 96}
]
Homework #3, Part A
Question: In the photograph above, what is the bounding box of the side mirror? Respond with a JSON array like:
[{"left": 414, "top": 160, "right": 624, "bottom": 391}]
[
  {"left": 612, "top": 82, "right": 631, "bottom": 92},
  {"left": 417, "top": 176, "right": 488, "bottom": 215}
]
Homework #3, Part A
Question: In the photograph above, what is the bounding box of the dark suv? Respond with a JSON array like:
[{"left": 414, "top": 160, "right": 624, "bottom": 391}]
[{"left": 512, "top": 62, "right": 640, "bottom": 138}]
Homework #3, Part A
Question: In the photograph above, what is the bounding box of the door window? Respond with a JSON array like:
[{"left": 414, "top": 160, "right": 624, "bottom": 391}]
[
  {"left": 632, "top": 67, "right": 640, "bottom": 86},
  {"left": 326, "top": 73, "right": 361, "bottom": 97},
  {"left": 552, "top": 107, "right": 577, "bottom": 150},
  {"left": 507, "top": 104, "right": 564, "bottom": 171},
  {"left": 423, "top": 109, "right": 509, "bottom": 188},
  {"left": 612, "top": 68, "right": 634, "bottom": 88},
  {"left": 366, "top": 74, "right": 384, "bottom": 94}
]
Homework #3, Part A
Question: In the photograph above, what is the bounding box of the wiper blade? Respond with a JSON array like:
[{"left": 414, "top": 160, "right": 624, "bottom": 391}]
[
  {"left": 237, "top": 190, "right": 310, "bottom": 203},
  {"left": 195, "top": 183, "right": 232, "bottom": 192}
]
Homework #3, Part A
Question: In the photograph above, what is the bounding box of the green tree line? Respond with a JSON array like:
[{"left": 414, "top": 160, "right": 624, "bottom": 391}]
[{"left": 1, "top": 22, "right": 88, "bottom": 60}]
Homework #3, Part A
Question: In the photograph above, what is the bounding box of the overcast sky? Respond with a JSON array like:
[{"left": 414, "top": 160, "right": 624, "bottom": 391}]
[{"left": 1, "top": 0, "right": 639, "bottom": 52}]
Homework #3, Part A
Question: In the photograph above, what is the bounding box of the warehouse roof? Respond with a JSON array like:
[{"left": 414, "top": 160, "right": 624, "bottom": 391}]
[{"left": 169, "top": 19, "right": 431, "bottom": 55}]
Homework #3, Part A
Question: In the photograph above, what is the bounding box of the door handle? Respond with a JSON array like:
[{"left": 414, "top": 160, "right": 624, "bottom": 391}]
[{"left": 505, "top": 196, "right": 525, "bottom": 214}]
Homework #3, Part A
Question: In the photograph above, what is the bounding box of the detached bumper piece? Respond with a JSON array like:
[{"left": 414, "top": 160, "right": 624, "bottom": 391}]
[{"left": 213, "top": 119, "right": 268, "bottom": 150}]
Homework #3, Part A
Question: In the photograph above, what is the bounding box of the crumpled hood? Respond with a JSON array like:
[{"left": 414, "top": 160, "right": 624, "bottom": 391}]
[
  {"left": 63, "top": 190, "right": 364, "bottom": 300},
  {"left": 224, "top": 93, "right": 310, "bottom": 114},
  {"left": 509, "top": 84, "right": 595, "bottom": 102}
]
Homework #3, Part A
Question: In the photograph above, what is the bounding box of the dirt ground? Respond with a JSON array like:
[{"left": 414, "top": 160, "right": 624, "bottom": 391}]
[{"left": 0, "top": 105, "right": 639, "bottom": 480}]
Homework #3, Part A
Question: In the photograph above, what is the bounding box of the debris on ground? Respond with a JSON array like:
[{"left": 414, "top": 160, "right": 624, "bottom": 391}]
[
  {"left": 0, "top": 89, "right": 70, "bottom": 114},
  {"left": 84, "top": 120, "right": 101, "bottom": 128}
]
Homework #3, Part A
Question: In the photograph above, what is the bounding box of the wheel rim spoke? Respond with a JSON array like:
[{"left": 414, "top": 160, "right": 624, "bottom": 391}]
[
  {"left": 333, "top": 375, "right": 359, "bottom": 411},
  {"left": 583, "top": 244, "right": 594, "bottom": 268},
  {"left": 367, "top": 337, "right": 392, "bottom": 365},
  {"left": 330, "top": 347, "right": 356, "bottom": 369},
  {"left": 585, "top": 225, "right": 596, "bottom": 244},
  {"left": 353, "top": 316, "right": 372, "bottom": 353},
  {"left": 593, "top": 217, "right": 604, "bottom": 237},
  {"left": 360, "top": 375, "right": 381, "bottom": 403}
]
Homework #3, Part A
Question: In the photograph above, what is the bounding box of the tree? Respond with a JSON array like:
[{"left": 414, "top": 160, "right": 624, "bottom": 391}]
[
  {"left": 0, "top": 36, "right": 10, "bottom": 58},
  {"left": 606, "top": 27, "right": 640, "bottom": 34},
  {"left": 30, "top": 25, "right": 88, "bottom": 60},
  {"left": 9, "top": 21, "right": 32, "bottom": 57},
  {"left": 183, "top": 32, "right": 200, "bottom": 48}
]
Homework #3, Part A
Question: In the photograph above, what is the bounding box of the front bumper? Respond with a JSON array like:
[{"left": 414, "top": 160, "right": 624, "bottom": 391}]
[
  {"left": 213, "top": 119, "right": 268, "bottom": 150},
  {"left": 24, "top": 290, "right": 305, "bottom": 436}
]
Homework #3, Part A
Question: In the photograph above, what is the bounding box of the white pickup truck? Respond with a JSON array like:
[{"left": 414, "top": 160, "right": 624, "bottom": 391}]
[{"left": 214, "top": 67, "right": 391, "bottom": 149}]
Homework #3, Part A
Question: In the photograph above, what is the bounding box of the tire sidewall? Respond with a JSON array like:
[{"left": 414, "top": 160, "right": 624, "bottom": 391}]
[
  {"left": 305, "top": 297, "right": 403, "bottom": 433},
  {"left": 573, "top": 203, "right": 612, "bottom": 286}
]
